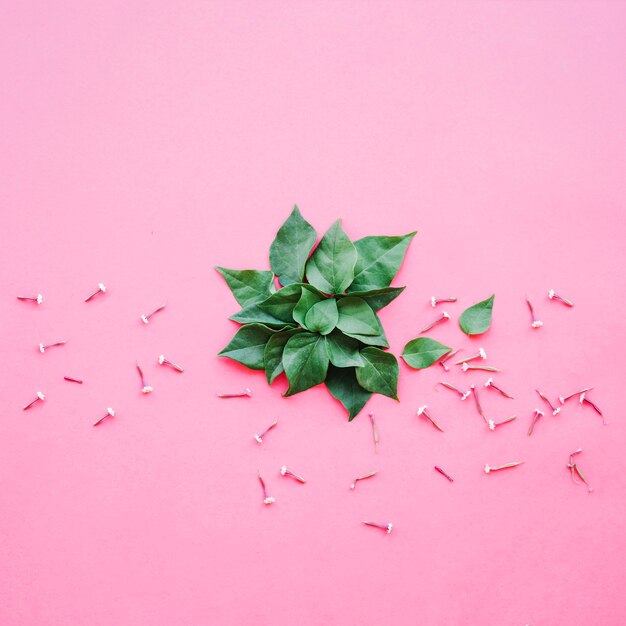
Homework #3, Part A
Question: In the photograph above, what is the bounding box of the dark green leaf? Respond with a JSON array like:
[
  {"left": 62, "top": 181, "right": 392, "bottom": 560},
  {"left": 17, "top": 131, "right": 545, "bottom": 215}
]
[
  {"left": 292, "top": 285, "right": 325, "bottom": 327},
  {"left": 348, "top": 232, "right": 416, "bottom": 292},
  {"left": 325, "top": 366, "right": 372, "bottom": 421},
  {"left": 283, "top": 332, "right": 330, "bottom": 396},
  {"left": 459, "top": 294, "right": 495, "bottom": 335},
  {"left": 304, "top": 299, "right": 338, "bottom": 336},
  {"left": 230, "top": 283, "right": 302, "bottom": 326},
  {"left": 269, "top": 205, "right": 317, "bottom": 286},
  {"left": 325, "top": 331, "right": 365, "bottom": 367},
  {"left": 336, "top": 297, "right": 380, "bottom": 336},
  {"left": 305, "top": 220, "right": 357, "bottom": 294},
  {"left": 340, "top": 286, "right": 406, "bottom": 312},
  {"left": 355, "top": 347, "right": 399, "bottom": 400},
  {"left": 264, "top": 328, "right": 303, "bottom": 384},
  {"left": 215, "top": 266, "right": 275, "bottom": 308},
  {"left": 401, "top": 337, "right": 451, "bottom": 369},
  {"left": 218, "top": 323, "right": 285, "bottom": 370},
  {"left": 342, "top": 330, "right": 389, "bottom": 348}
]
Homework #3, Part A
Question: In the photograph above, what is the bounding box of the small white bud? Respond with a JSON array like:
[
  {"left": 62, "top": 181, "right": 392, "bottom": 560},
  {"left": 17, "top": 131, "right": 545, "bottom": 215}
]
[
  {"left": 158, "top": 355, "right": 165, "bottom": 364},
  {"left": 36, "top": 294, "right": 43, "bottom": 304},
  {"left": 479, "top": 348, "right": 487, "bottom": 359},
  {"left": 141, "top": 315, "right": 149, "bottom": 324},
  {"left": 461, "top": 391, "right": 471, "bottom": 401},
  {"left": 430, "top": 296, "right": 436, "bottom": 307},
  {"left": 98, "top": 283, "right": 107, "bottom": 292},
  {"left": 488, "top": 419, "right": 495, "bottom": 431},
  {"left": 442, "top": 311, "right": 450, "bottom": 319},
  {"left": 462, "top": 362, "right": 469, "bottom": 371},
  {"left": 107, "top": 408, "right": 115, "bottom": 416},
  {"left": 263, "top": 497, "right": 275, "bottom": 505},
  {"left": 142, "top": 386, "right": 153, "bottom": 394},
  {"left": 386, "top": 523, "right": 393, "bottom": 534},
  {"left": 548, "top": 289, "right": 555, "bottom": 299},
  {"left": 484, "top": 464, "right": 491, "bottom": 474},
  {"left": 417, "top": 405, "right": 427, "bottom": 416},
  {"left": 485, "top": 377, "right": 493, "bottom": 387},
  {"left": 280, "top": 466, "right": 287, "bottom": 476},
  {"left": 579, "top": 392, "right": 586, "bottom": 404},
  {"left": 254, "top": 435, "right": 263, "bottom": 444},
  {"left": 39, "top": 343, "right": 45, "bottom": 353},
  {"left": 531, "top": 321, "right": 543, "bottom": 328},
  {"left": 37, "top": 391, "right": 45, "bottom": 401}
]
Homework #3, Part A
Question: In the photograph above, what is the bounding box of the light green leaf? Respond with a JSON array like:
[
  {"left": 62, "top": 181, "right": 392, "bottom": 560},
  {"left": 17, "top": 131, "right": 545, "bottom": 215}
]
[
  {"left": 269, "top": 205, "right": 317, "bottom": 286},
  {"left": 215, "top": 266, "right": 275, "bottom": 308},
  {"left": 342, "top": 330, "right": 389, "bottom": 348},
  {"left": 229, "top": 283, "right": 302, "bottom": 326},
  {"left": 305, "top": 299, "right": 338, "bottom": 335},
  {"left": 325, "top": 331, "right": 365, "bottom": 368},
  {"left": 264, "top": 328, "right": 303, "bottom": 384},
  {"left": 340, "top": 286, "right": 406, "bottom": 312},
  {"left": 401, "top": 337, "right": 451, "bottom": 369},
  {"left": 283, "top": 332, "right": 330, "bottom": 396},
  {"left": 292, "top": 285, "right": 325, "bottom": 327},
  {"left": 218, "top": 323, "right": 286, "bottom": 370},
  {"left": 325, "top": 366, "right": 372, "bottom": 421},
  {"left": 305, "top": 220, "right": 357, "bottom": 294},
  {"left": 459, "top": 294, "right": 495, "bottom": 335},
  {"left": 336, "top": 297, "right": 380, "bottom": 336},
  {"left": 348, "top": 232, "right": 416, "bottom": 292},
  {"left": 355, "top": 347, "right": 399, "bottom": 400}
]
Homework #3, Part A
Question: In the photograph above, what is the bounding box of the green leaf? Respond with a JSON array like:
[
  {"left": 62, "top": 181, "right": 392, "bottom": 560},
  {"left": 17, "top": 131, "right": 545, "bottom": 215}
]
[
  {"left": 336, "top": 297, "right": 380, "bottom": 336},
  {"left": 348, "top": 232, "right": 416, "bottom": 292},
  {"left": 355, "top": 347, "right": 399, "bottom": 400},
  {"left": 325, "top": 331, "right": 365, "bottom": 368},
  {"left": 264, "top": 328, "right": 303, "bottom": 384},
  {"left": 215, "top": 266, "right": 275, "bottom": 308},
  {"left": 305, "top": 298, "right": 338, "bottom": 335},
  {"left": 340, "top": 286, "right": 406, "bottom": 312},
  {"left": 342, "top": 330, "right": 389, "bottom": 348},
  {"left": 218, "top": 323, "right": 285, "bottom": 370},
  {"left": 401, "top": 337, "right": 451, "bottom": 369},
  {"left": 325, "top": 366, "right": 372, "bottom": 421},
  {"left": 282, "top": 332, "right": 330, "bottom": 396},
  {"left": 269, "top": 205, "right": 317, "bottom": 286},
  {"left": 458, "top": 294, "right": 495, "bottom": 335},
  {"left": 292, "top": 285, "right": 325, "bottom": 327},
  {"left": 230, "top": 283, "right": 302, "bottom": 326},
  {"left": 305, "top": 220, "right": 357, "bottom": 294}
]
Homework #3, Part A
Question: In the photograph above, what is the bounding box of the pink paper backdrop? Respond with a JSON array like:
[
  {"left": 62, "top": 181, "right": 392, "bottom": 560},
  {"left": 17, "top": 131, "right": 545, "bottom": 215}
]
[{"left": 1, "top": 2, "right": 625, "bottom": 625}]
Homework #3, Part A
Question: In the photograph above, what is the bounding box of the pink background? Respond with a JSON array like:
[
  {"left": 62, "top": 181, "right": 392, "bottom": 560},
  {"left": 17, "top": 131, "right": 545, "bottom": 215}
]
[{"left": 1, "top": 2, "right": 625, "bottom": 625}]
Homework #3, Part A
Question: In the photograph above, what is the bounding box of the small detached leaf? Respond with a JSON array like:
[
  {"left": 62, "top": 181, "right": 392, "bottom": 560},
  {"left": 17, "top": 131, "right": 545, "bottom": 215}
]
[
  {"left": 348, "top": 232, "right": 416, "bottom": 292},
  {"left": 305, "top": 220, "right": 357, "bottom": 294},
  {"left": 340, "top": 286, "right": 405, "bottom": 312},
  {"left": 282, "top": 332, "right": 330, "bottom": 396},
  {"left": 269, "top": 205, "right": 317, "bottom": 286},
  {"left": 230, "top": 283, "right": 302, "bottom": 327},
  {"left": 218, "top": 323, "right": 287, "bottom": 370},
  {"left": 459, "top": 294, "right": 495, "bottom": 336},
  {"left": 215, "top": 267, "right": 275, "bottom": 308},
  {"left": 264, "top": 328, "right": 303, "bottom": 384},
  {"left": 292, "top": 285, "right": 325, "bottom": 327},
  {"left": 305, "top": 298, "right": 338, "bottom": 335},
  {"left": 401, "top": 337, "right": 451, "bottom": 369},
  {"left": 326, "top": 366, "right": 372, "bottom": 421},
  {"left": 325, "top": 331, "right": 365, "bottom": 368},
  {"left": 356, "top": 347, "right": 399, "bottom": 400}
]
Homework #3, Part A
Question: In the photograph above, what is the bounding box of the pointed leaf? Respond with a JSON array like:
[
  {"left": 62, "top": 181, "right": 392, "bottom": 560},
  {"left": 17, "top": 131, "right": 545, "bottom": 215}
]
[
  {"left": 230, "top": 283, "right": 302, "bottom": 326},
  {"left": 305, "top": 220, "right": 357, "bottom": 294},
  {"left": 269, "top": 206, "right": 317, "bottom": 286},
  {"left": 326, "top": 366, "right": 372, "bottom": 421},
  {"left": 218, "top": 323, "right": 286, "bottom": 370},
  {"left": 215, "top": 266, "right": 275, "bottom": 308},
  {"left": 348, "top": 232, "right": 416, "bottom": 292},
  {"left": 282, "top": 332, "right": 329, "bottom": 396},
  {"left": 292, "top": 285, "right": 325, "bottom": 327},
  {"left": 459, "top": 294, "right": 495, "bottom": 335},
  {"left": 355, "top": 347, "right": 399, "bottom": 400},
  {"left": 336, "top": 297, "right": 380, "bottom": 336},
  {"left": 264, "top": 328, "right": 303, "bottom": 384},
  {"left": 325, "top": 331, "right": 365, "bottom": 368},
  {"left": 340, "top": 286, "right": 406, "bottom": 312},
  {"left": 305, "top": 299, "right": 338, "bottom": 335},
  {"left": 342, "top": 330, "right": 389, "bottom": 348},
  {"left": 401, "top": 337, "right": 451, "bottom": 369}
]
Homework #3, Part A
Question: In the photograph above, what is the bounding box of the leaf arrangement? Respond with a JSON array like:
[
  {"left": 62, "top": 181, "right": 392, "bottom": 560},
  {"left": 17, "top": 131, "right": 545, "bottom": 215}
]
[{"left": 217, "top": 206, "right": 415, "bottom": 420}]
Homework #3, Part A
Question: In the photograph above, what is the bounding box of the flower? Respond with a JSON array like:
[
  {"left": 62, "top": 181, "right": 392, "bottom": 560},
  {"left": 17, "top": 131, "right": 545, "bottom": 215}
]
[
  {"left": 548, "top": 289, "right": 555, "bottom": 299},
  {"left": 417, "top": 405, "right": 427, "bottom": 415},
  {"left": 531, "top": 321, "right": 543, "bottom": 328},
  {"left": 159, "top": 355, "right": 165, "bottom": 364},
  {"left": 485, "top": 377, "right": 493, "bottom": 387},
  {"left": 141, "top": 315, "right": 150, "bottom": 324},
  {"left": 280, "top": 466, "right": 287, "bottom": 476},
  {"left": 461, "top": 391, "right": 471, "bottom": 400},
  {"left": 462, "top": 363, "right": 469, "bottom": 371},
  {"left": 479, "top": 348, "right": 487, "bottom": 359},
  {"left": 142, "top": 386, "right": 153, "bottom": 394},
  {"left": 107, "top": 408, "right": 115, "bottom": 416},
  {"left": 431, "top": 296, "right": 437, "bottom": 307},
  {"left": 488, "top": 419, "right": 496, "bottom": 431},
  {"left": 37, "top": 391, "right": 45, "bottom": 401},
  {"left": 98, "top": 283, "right": 107, "bottom": 292},
  {"left": 552, "top": 407, "right": 561, "bottom": 416},
  {"left": 264, "top": 497, "right": 275, "bottom": 505},
  {"left": 536, "top": 409, "right": 545, "bottom": 417},
  {"left": 484, "top": 464, "right": 491, "bottom": 473},
  {"left": 36, "top": 294, "right": 43, "bottom": 304},
  {"left": 386, "top": 523, "right": 393, "bottom": 534},
  {"left": 254, "top": 434, "right": 263, "bottom": 443},
  {"left": 39, "top": 343, "right": 45, "bottom": 353},
  {"left": 442, "top": 311, "right": 450, "bottom": 319}
]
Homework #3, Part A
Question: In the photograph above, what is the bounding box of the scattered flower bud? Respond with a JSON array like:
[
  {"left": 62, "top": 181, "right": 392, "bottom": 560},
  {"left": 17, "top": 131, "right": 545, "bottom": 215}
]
[
  {"left": 254, "top": 420, "right": 278, "bottom": 444},
  {"left": 94, "top": 407, "right": 115, "bottom": 426},
  {"left": 431, "top": 296, "right": 457, "bottom": 307},
  {"left": 17, "top": 294, "right": 43, "bottom": 305},
  {"left": 350, "top": 471, "right": 378, "bottom": 490},
  {"left": 419, "top": 311, "right": 450, "bottom": 334},
  {"left": 417, "top": 405, "right": 444, "bottom": 432},
  {"left": 85, "top": 283, "right": 107, "bottom": 302},
  {"left": 548, "top": 289, "right": 574, "bottom": 307},
  {"left": 362, "top": 521, "right": 392, "bottom": 534},
  {"left": 484, "top": 461, "right": 524, "bottom": 474},
  {"left": 280, "top": 466, "right": 306, "bottom": 483},
  {"left": 23, "top": 391, "right": 45, "bottom": 410},
  {"left": 484, "top": 377, "right": 514, "bottom": 399},
  {"left": 140, "top": 304, "right": 166, "bottom": 324}
]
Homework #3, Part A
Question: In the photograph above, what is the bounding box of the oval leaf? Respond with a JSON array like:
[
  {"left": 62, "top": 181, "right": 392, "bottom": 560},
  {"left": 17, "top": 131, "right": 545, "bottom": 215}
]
[
  {"left": 355, "top": 347, "right": 399, "bottom": 400},
  {"left": 336, "top": 297, "right": 380, "bottom": 336},
  {"left": 282, "top": 332, "right": 330, "bottom": 396},
  {"left": 305, "top": 220, "right": 357, "bottom": 294},
  {"left": 269, "top": 205, "right": 317, "bottom": 286},
  {"left": 325, "top": 365, "right": 372, "bottom": 421},
  {"left": 292, "top": 285, "right": 325, "bottom": 327},
  {"left": 305, "top": 298, "right": 338, "bottom": 335},
  {"left": 325, "top": 331, "right": 365, "bottom": 368},
  {"left": 230, "top": 283, "right": 302, "bottom": 326},
  {"left": 459, "top": 294, "right": 495, "bottom": 335},
  {"left": 340, "top": 286, "right": 406, "bottom": 312},
  {"left": 218, "top": 323, "right": 286, "bottom": 370},
  {"left": 347, "top": 232, "right": 416, "bottom": 292},
  {"left": 264, "top": 328, "right": 303, "bottom": 384},
  {"left": 215, "top": 266, "right": 275, "bottom": 308},
  {"left": 401, "top": 337, "right": 451, "bottom": 369}
]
